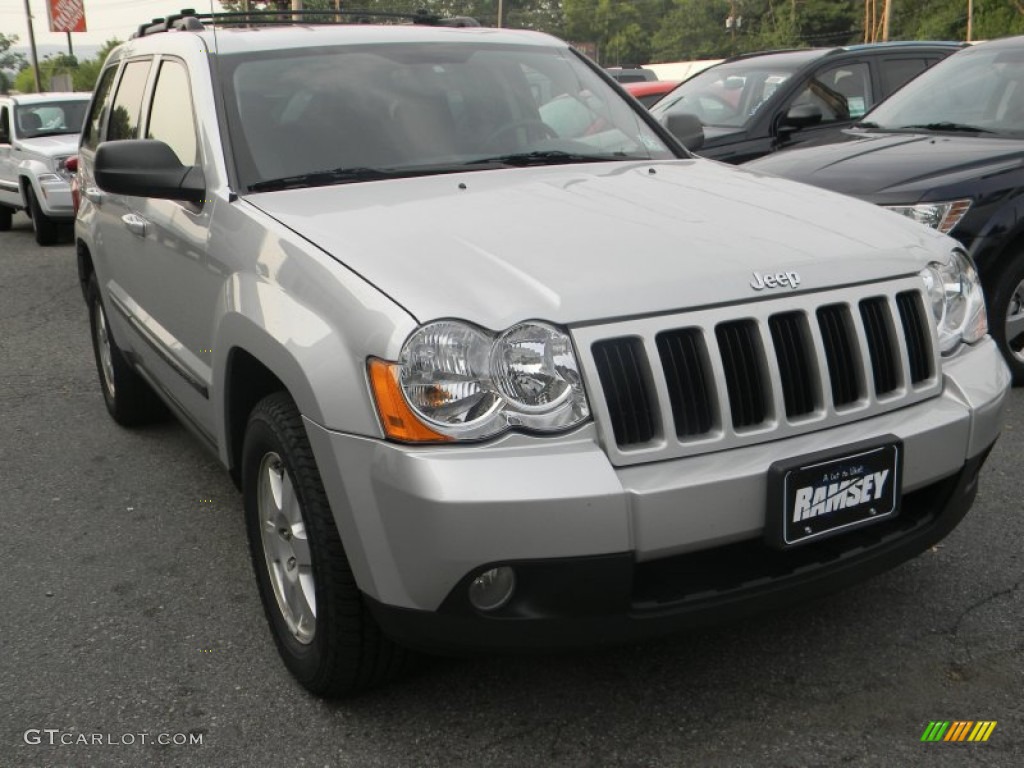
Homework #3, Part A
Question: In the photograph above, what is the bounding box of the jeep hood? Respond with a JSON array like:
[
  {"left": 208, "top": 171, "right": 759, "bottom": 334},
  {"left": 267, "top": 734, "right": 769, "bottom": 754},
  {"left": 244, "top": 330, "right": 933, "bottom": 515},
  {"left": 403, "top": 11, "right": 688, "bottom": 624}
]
[
  {"left": 746, "top": 131, "right": 1024, "bottom": 201},
  {"left": 15, "top": 133, "right": 79, "bottom": 157},
  {"left": 247, "top": 160, "right": 948, "bottom": 329}
]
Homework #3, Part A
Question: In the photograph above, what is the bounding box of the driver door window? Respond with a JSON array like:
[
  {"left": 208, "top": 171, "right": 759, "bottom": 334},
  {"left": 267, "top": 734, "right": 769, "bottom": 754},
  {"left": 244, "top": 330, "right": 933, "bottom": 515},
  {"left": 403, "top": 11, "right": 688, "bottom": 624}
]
[{"left": 790, "top": 63, "right": 872, "bottom": 123}]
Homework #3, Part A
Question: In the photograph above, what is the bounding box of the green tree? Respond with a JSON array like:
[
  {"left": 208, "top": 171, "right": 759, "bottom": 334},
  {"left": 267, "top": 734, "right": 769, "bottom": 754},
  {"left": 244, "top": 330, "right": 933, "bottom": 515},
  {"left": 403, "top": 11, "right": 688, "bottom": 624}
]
[
  {"left": 12, "top": 39, "right": 120, "bottom": 93},
  {"left": 1, "top": 31, "right": 28, "bottom": 93}
]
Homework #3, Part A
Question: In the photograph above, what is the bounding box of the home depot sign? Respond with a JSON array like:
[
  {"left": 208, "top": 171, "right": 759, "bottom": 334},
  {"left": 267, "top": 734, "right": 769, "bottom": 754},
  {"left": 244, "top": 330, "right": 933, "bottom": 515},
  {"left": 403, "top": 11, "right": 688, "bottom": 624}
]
[{"left": 46, "top": 0, "right": 88, "bottom": 33}]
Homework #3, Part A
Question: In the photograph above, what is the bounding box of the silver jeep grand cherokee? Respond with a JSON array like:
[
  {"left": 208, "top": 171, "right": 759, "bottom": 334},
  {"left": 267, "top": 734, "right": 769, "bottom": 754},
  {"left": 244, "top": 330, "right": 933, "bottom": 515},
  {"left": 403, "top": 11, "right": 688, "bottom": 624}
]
[{"left": 74, "top": 10, "right": 1009, "bottom": 697}]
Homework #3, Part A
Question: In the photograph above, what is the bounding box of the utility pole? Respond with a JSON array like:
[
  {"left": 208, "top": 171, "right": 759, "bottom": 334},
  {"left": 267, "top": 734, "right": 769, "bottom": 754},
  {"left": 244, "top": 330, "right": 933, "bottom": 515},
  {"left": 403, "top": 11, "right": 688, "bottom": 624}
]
[
  {"left": 882, "top": 0, "right": 891, "bottom": 42},
  {"left": 497, "top": 0, "right": 503, "bottom": 28},
  {"left": 22, "top": 0, "right": 42, "bottom": 93},
  {"left": 292, "top": 0, "right": 303, "bottom": 23},
  {"left": 967, "top": 0, "right": 974, "bottom": 42}
]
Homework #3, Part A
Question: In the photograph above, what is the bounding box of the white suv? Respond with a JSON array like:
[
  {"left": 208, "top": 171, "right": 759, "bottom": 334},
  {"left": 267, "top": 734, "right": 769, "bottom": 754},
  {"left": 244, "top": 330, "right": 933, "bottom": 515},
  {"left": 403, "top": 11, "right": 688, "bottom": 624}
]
[
  {"left": 0, "top": 92, "right": 90, "bottom": 244},
  {"left": 75, "top": 10, "right": 1009, "bottom": 697}
]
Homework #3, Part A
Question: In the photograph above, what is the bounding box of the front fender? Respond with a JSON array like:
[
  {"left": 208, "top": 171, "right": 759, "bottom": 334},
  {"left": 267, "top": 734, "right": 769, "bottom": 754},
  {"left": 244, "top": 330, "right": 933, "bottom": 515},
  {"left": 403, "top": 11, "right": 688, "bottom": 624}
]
[{"left": 211, "top": 269, "right": 417, "bottom": 467}]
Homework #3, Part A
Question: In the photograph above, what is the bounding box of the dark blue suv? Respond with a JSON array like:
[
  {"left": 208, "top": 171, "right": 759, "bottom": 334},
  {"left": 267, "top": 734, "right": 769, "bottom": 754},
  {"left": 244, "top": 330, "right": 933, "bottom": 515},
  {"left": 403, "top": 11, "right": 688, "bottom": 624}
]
[{"left": 652, "top": 42, "right": 962, "bottom": 164}]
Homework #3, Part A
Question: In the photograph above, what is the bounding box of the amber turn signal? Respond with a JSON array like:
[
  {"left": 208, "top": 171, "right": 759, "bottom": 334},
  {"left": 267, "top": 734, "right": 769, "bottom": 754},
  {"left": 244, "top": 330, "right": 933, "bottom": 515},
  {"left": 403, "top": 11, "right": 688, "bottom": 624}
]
[{"left": 367, "top": 359, "right": 451, "bottom": 443}]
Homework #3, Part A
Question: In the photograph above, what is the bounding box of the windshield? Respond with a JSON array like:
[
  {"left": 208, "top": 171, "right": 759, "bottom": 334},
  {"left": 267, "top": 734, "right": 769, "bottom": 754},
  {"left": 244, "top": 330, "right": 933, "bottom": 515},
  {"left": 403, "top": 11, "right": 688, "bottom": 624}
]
[
  {"left": 221, "top": 42, "right": 676, "bottom": 191},
  {"left": 650, "top": 57, "right": 807, "bottom": 128},
  {"left": 865, "top": 45, "right": 1024, "bottom": 135},
  {"left": 14, "top": 101, "right": 89, "bottom": 138}
]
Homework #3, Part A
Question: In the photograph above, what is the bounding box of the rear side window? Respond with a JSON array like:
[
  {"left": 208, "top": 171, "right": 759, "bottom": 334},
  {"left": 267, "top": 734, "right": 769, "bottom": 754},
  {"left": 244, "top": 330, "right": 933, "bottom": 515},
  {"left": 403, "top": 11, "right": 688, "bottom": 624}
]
[
  {"left": 146, "top": 59, "right": 199, "bottom": 166},
  {"left": 81, "top": 66, "right": 118, "bottom": 152},
  {"left": 880, "top": 58, "right": 929, "bottom": 98},
  {"left": 107, "top": 59, "right": 152, "bottom": 141}
]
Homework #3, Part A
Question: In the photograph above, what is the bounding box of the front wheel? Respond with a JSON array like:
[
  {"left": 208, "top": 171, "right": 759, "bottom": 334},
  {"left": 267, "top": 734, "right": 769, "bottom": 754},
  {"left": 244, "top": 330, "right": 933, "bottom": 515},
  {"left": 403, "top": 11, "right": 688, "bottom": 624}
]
[
  {"left": 26, "top": 185, "right": 58, "bottom": 246},
  {"left": 987, "top": 252, "right": 1024, "bottom": 386},
  {"left": 242, "top": 392, "right": 409, "bottom": 697}
]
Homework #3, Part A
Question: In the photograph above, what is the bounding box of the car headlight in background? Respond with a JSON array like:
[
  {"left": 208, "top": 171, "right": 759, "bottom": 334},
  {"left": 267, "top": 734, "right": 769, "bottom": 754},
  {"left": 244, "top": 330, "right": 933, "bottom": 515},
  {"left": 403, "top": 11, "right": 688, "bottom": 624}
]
[
  {"left": 368, "top": 320, "right": 590, "bottom": 442},
  {"left": 54, "top": 155, "right": 76, "bottom": 181},
  {"left": 884, "top": 199, "right": 971, "bottom": 234},
  {"left": 920, "top": 249, "right": 987, "bottom": 355}
]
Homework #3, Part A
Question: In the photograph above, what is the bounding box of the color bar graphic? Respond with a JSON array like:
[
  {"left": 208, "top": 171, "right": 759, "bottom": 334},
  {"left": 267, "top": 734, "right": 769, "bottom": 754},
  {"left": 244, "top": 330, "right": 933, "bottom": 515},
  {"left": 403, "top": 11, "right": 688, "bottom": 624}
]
[{"left": 921, "top": 721, "right": 996, "bottom": 742}]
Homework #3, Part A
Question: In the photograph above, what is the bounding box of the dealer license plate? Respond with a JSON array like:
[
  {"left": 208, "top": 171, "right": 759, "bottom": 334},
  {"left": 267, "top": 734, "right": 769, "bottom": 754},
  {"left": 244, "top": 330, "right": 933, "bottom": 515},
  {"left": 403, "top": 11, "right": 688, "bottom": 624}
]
[{"left": 766, "top": 437, "right": 902, "bottom": 548}]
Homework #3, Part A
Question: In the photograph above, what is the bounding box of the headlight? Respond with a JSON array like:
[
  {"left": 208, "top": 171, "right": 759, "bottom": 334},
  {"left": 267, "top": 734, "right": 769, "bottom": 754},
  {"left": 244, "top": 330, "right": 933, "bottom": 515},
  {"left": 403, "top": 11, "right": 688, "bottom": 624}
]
[
  {"left": 54, "top": 156, "right": 75, "bottom": 180},
  {"left": 368, "top": 320, "right": 590, "bottom": 442},
  {"left": 884, "top": 199, "right": 971, "bottom": 234},
  {"left": 920, "top": 250, "right": 987, "bottom": 355}
]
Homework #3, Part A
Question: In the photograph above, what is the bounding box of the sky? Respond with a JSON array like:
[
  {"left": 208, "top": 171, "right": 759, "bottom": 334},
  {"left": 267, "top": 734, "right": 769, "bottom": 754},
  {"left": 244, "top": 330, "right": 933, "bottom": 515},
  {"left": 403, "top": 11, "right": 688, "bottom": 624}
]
[{"left": 1, "top": 0, "right": 229, "bottom": 51}]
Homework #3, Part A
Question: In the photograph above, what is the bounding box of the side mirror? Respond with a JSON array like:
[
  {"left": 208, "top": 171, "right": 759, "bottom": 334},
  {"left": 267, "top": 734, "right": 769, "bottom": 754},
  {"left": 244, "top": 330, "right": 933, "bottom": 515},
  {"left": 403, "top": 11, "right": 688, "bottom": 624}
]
[
  {"left": 95, "top": 139, "right": 205, "bottom": 203},
  {"left": 665, "top": 112, "right": 704, "bottom": 152},
  {"left": 780, "top": 104, "right": 823, "bottom": 132}
]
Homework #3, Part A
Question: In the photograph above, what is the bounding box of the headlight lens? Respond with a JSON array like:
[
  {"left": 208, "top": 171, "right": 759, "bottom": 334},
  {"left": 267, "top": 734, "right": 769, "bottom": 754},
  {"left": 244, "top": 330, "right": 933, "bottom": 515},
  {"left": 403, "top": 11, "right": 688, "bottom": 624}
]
[
  {"left": 920, "top": 250, "right": 987, "bottom": 355},
  {"left": 884, "top": 199, "right": 971, "bottom": 234},
  {"left": 373, "top": 320, "right": 590, "bottom": 441}
]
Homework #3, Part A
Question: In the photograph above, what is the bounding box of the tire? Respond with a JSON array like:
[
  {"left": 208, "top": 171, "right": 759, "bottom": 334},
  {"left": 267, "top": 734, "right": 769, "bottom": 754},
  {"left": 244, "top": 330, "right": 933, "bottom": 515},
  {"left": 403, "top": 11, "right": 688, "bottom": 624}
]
[
  {"left": 86, "top": 273, "right": 168, "bottom": 425},
  {"left": 987, "top": 252, "right": 1024, "bottom": 386},
  {"left": 0, "top": 205, "right": 12, "bottom": 232},
  {"left": 242, "top": 392, "right": 409, "bottom": 697},
  {"left": 26, "top": 184, "right": 58, "bottom": 246}
]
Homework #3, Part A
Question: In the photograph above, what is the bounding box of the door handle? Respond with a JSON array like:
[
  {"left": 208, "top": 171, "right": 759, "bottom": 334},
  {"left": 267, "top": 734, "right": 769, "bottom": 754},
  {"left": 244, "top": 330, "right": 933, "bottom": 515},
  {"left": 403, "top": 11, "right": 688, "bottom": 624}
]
[
  {"left": 121, "top": 213, "right": 148, "bottom": 237},
  {"left": 84, "top": 186, "right": 103, "bottom": 204}
]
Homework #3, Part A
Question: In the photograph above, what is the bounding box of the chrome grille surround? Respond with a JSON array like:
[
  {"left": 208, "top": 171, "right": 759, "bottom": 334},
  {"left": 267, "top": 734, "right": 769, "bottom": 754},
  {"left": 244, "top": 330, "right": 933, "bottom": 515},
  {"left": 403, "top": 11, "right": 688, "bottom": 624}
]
[{"left": 572, "top": 278, "right": 941, "bottom": 468}]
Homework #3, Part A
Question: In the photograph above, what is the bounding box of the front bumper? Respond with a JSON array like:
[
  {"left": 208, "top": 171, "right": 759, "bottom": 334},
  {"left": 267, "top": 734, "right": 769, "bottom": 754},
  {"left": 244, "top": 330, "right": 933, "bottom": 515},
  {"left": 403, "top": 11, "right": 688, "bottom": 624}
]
[
  {"left": 302, "top": 337, "right": 1008, "bottom": 652},
  {"left": 366, "top": 444, "right": 990, "bottom": 652},
  {"left": 33, "top": 175, "right": 74, "bottom": 219}
]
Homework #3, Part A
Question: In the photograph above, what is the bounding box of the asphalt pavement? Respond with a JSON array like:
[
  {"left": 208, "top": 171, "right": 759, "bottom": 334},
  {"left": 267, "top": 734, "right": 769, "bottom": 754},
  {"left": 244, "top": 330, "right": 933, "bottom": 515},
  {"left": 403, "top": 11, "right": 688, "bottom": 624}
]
[{"left": 1, "top": 211, "right": 1021, "bottom": 767}]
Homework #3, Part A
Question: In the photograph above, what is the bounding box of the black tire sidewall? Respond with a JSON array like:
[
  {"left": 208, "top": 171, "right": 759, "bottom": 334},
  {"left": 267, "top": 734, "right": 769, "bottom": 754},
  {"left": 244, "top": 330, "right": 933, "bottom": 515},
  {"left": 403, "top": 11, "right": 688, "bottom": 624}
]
[
  {"left": 987, "top": 253, "right": 1024, "bottom": 385},
  {"left": 242, "top": 404, "right": 331, "bottom": 687},
  {"left": 27, "top": 185, "right": 57, "bottom": 245},
  {"left": 86, "top": 274, "right": 120, "bottom": 415}
]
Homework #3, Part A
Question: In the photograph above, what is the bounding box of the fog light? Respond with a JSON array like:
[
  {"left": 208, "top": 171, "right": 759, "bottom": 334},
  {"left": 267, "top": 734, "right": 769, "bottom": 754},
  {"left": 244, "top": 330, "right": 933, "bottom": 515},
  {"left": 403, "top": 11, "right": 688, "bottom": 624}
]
[{"left": 468, "top": 567, "right": 515, "bottom": 611}]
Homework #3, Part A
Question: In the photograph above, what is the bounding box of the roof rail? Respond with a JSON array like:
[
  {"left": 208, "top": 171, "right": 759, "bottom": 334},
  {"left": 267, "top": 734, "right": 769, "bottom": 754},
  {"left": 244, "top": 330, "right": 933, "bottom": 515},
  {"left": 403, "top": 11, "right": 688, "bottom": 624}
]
[{"left": 132, "top": 7, "right": 479, "bottom": 38}]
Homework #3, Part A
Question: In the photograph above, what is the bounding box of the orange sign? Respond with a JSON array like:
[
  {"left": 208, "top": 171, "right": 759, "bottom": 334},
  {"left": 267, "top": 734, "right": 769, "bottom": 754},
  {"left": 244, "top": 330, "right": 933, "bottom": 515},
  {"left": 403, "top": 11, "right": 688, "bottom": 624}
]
[{"left": 46, "top": 0, "right": 88, "bottom": 33}]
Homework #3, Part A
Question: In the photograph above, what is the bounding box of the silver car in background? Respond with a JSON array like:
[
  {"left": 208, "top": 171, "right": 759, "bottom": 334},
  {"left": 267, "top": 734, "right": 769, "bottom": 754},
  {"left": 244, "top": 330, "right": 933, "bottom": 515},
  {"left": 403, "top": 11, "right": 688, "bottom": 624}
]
[{"left": 0, "top": 92, "right": 89, "bottom": 244}]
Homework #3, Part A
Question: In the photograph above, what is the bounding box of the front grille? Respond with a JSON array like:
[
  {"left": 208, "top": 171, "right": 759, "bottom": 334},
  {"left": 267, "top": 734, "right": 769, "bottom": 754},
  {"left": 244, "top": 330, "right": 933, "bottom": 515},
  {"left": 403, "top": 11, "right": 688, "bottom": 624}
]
[
  {"left": 897, "top": 290, "right": 933, "bottom": 384},
  {"left": 578, "top": 279, "right": 941, "bottom": 463},
  {"left": 817, "top": 304, "right": 861, "bottom": 407},
  {"left": 860, "top": 297, "right": 901, "bottom": 396},
  {"left": 716, "top": 320, "right": 770, "bottom": 429},
  {"left": 591, "top": 337, "right": 656, "bottom": 446},
  {"left": 769, "top": 311, "right": 817, "bottom": 418},
  {"left": 656, "top": 329, "right": 714, "bottom": 438}
]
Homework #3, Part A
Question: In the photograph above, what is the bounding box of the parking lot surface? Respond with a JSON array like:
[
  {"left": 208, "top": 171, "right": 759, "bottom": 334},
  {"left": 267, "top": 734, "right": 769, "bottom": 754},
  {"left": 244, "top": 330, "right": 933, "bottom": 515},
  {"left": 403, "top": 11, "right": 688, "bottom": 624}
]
[{"left": 1, "top": 212, "right": 1021, "bottom": 767}]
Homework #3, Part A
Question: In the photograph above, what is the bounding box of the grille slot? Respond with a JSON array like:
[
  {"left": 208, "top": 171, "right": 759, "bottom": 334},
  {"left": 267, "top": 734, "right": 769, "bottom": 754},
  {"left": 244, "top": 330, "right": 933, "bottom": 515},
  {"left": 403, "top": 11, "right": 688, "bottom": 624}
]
[
  {"left": 816, "top": 304, "right": 861, "bottom": 408},
  {"left": 896, "top": 291, "right": 933, "bottom": 384},
  {"left": 591, "top": 337, "right": 656, "bottom": 447},
  {"left": 656, "top": 329, "right": 714, "bottom": 437},
  {"left": 769, "top": 312, "right": 817, "bottom": 418},
  {"left": 715, "top": 320, "right": 769, "bottom": 429},
  {"left": 860, "top": 297, "right": 901, "bottom": 396}
]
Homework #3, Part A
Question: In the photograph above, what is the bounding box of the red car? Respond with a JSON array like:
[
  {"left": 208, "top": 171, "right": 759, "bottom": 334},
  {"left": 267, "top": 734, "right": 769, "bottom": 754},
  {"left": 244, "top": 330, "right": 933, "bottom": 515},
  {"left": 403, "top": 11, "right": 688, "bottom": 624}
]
[{"left": 623, "top": 80, "right": 680, "bottom": 108}]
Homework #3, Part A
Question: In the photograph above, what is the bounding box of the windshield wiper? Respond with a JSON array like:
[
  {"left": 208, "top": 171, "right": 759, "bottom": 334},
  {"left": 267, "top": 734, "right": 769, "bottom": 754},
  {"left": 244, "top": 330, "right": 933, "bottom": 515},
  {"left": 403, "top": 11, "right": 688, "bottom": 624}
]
[
  {"left": 249, "top": 167, "right": 395, "bottom": 192},
  {"left": 853, "top": 120, "right": 880, "bottom": 129},
  {"left": 896, "top": 122, "right": 994, "bottom": 134},
  {"left": 465, "top": 150, "right": 628, "bottom": 167}
]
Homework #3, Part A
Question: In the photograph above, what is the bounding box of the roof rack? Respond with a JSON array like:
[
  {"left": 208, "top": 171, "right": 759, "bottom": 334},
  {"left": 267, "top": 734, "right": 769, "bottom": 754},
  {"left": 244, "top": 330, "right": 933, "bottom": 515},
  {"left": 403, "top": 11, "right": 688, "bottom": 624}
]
[{"left": 132, "top": 7, "right": 479, "bottom": 39}]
